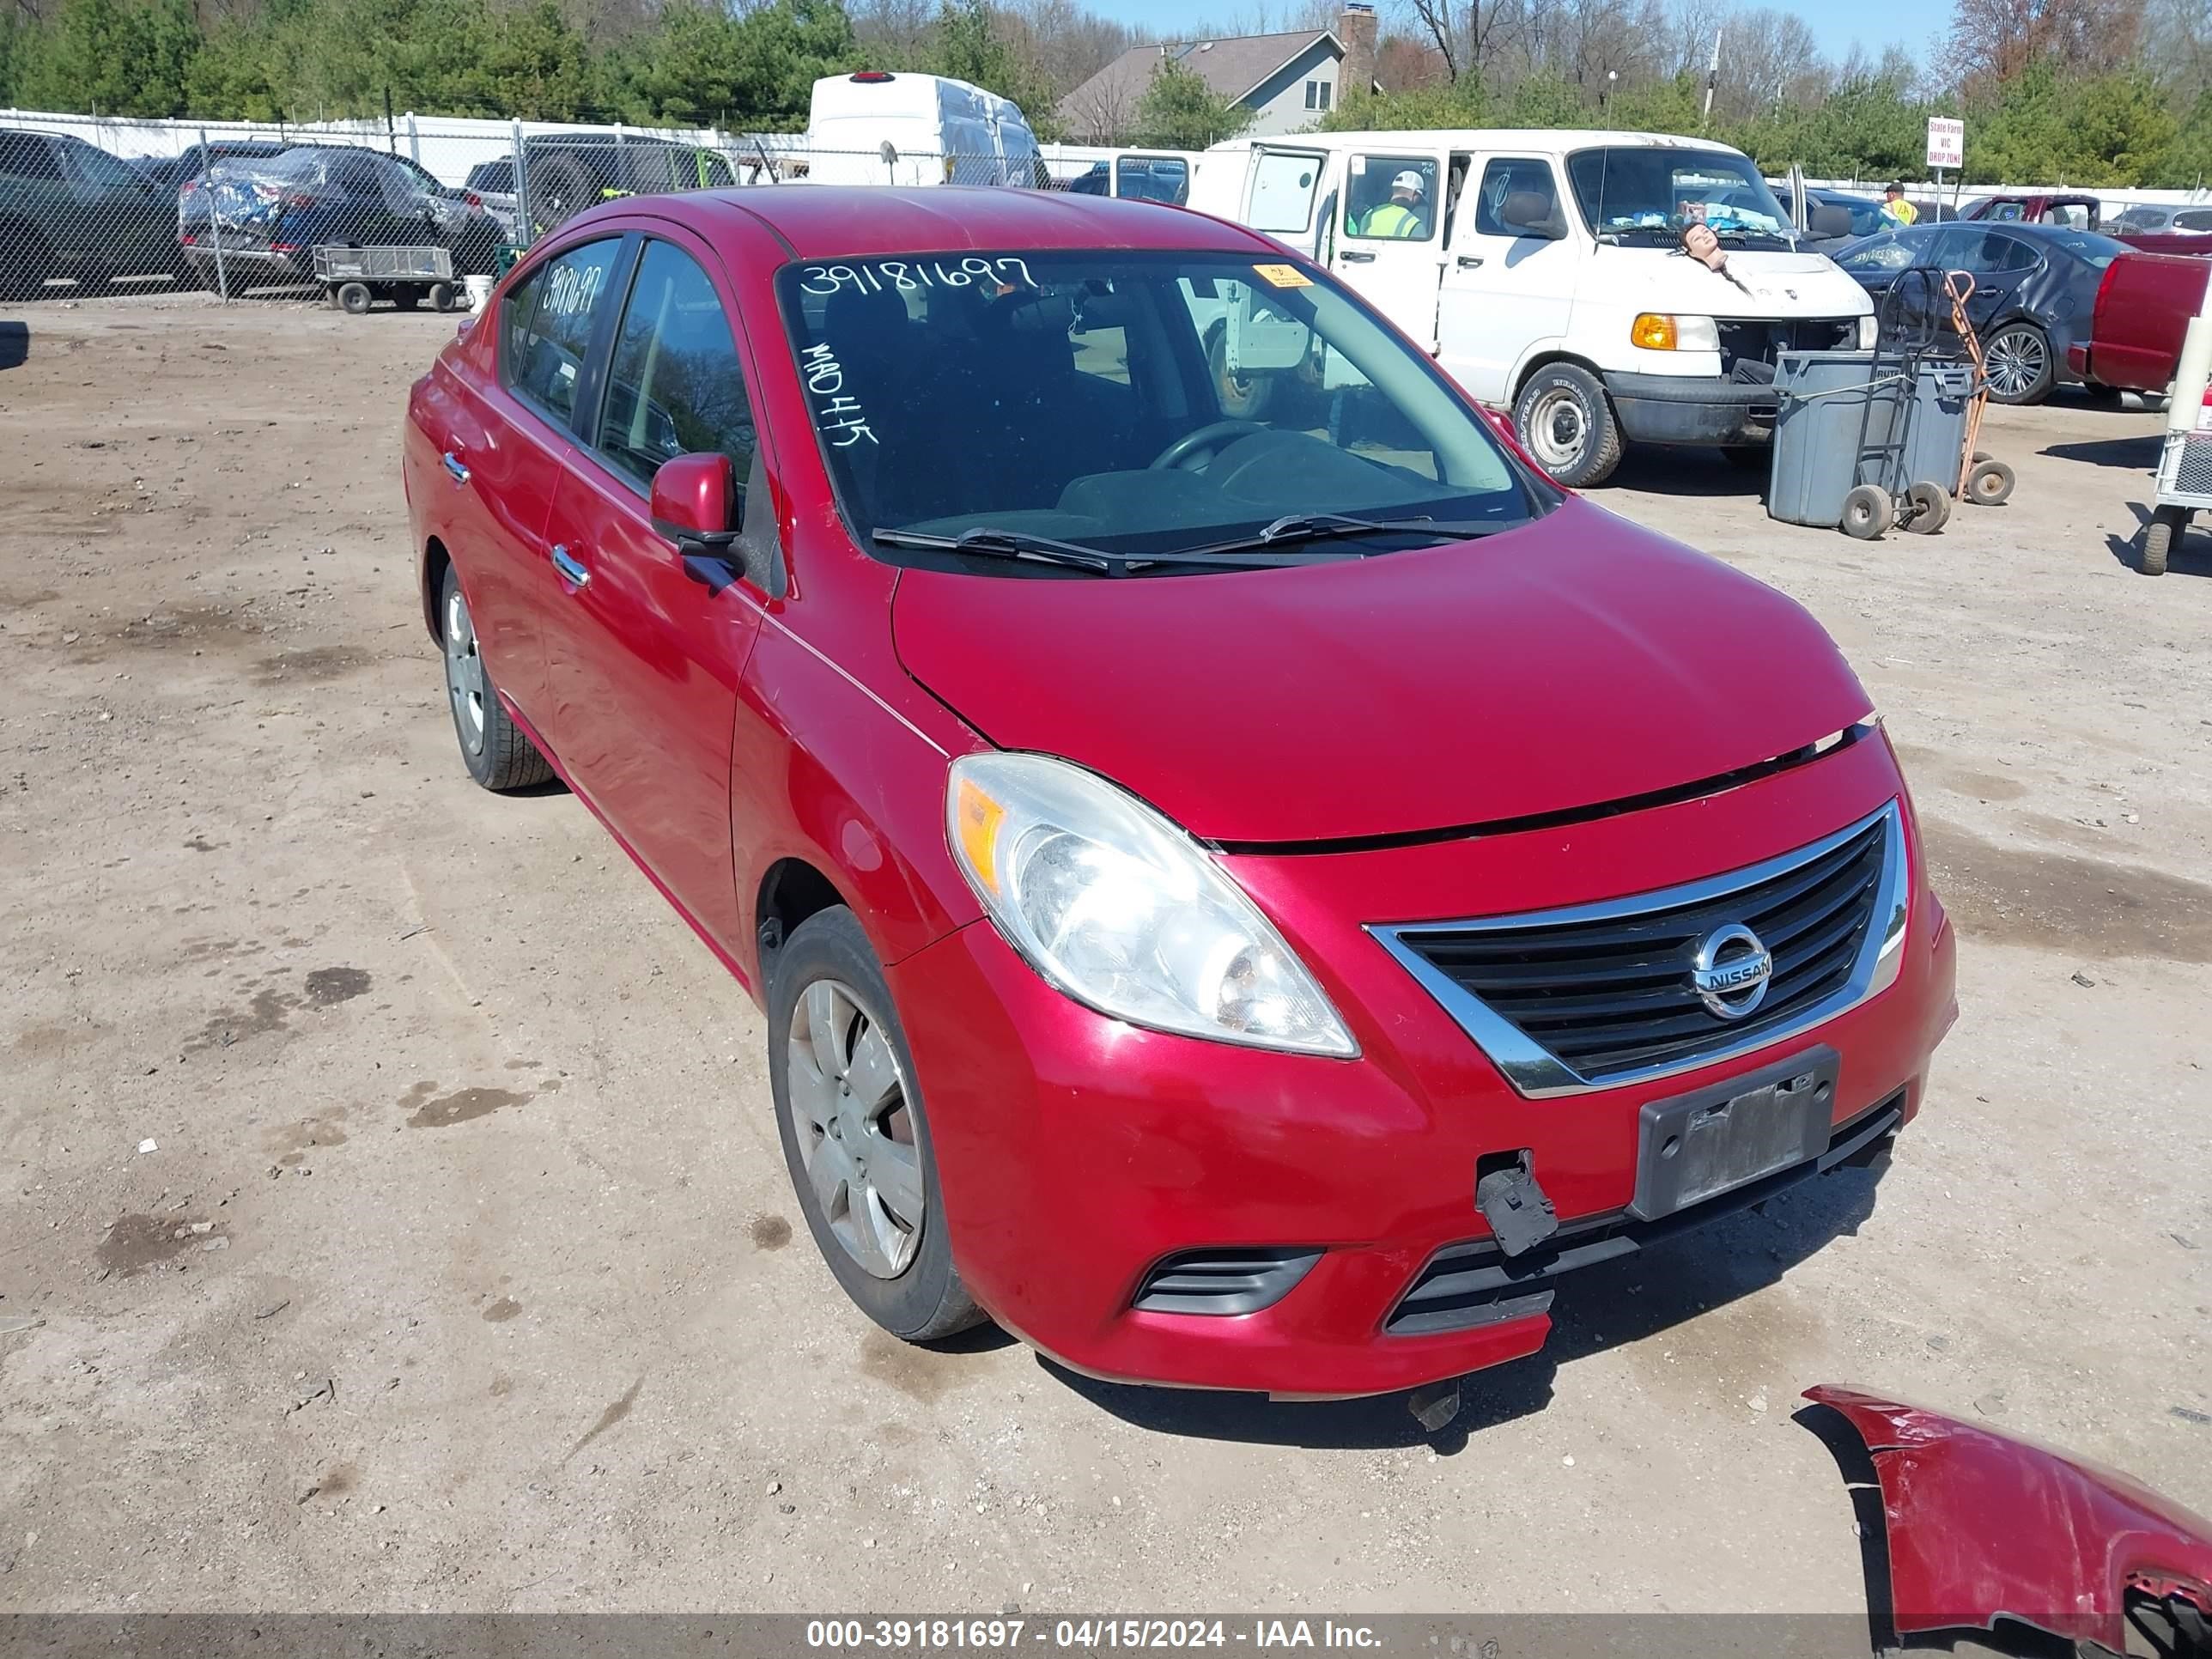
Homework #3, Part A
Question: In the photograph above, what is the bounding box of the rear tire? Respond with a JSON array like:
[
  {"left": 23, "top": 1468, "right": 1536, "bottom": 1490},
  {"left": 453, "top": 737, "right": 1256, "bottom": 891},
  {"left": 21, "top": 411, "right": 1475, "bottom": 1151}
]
[
  {"left": 0, "top": 223, "right": 54, "bottom": 301},
  {"left": 335, "top": 281, "right": 372, "bottom": 315},
  {"left": 1983, "top": 321, "right": 2053, "bottom": 404},
  {"left": 427, "top": 281, "right": 457, "bottom": 313},
  {"left": 439, "top": 564, "right": 552, "bottom": 791},
  {"left": 1841, "top": 483, "right": 1892, "bottom": 539},
  {"left": 769, "top": 907, "right": 985, "bottom": 1344},
  {"left": 1513, "top": 362, "right": 1623, "bottom": 488},
  {"left": 2142, "top": 507, "right": 2184, "bottom": 577}
]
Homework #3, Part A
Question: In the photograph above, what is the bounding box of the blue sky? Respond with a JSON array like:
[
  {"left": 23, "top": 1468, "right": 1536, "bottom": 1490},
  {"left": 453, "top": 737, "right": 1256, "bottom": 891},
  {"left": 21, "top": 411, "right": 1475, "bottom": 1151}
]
[{"left": 1103, "top": 0, "right": 1937, "bottom": 64}]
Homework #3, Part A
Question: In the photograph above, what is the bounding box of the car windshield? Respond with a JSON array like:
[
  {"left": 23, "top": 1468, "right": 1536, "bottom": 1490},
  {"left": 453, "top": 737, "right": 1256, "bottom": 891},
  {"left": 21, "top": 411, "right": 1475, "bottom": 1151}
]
[
  {"left": 775, "top": 251, "right": 1547, "bottom": 575},
  {"left": 1568, "top": 148, "right": 1794, "bottom": 247}
]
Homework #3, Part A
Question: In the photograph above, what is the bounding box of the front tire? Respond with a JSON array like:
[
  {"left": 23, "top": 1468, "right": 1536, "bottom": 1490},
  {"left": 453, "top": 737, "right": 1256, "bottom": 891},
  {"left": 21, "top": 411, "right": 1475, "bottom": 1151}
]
[
  {"left": 769, "top": 908, "right": 983, "bottom": 1343},
  {"left": 439, "top": 564, "right": 552, "bottom": 791},
  {"left": 1206, "top": 326, "right": 1275, "bottom": 420},
  {"left": 1983, "top": 321, "right": 2054, "bottom": 404},
  {"left": 2142, "top": 506, "right": 2185, "bottom": 576},
  {"left": 1513, "top": 362, "right": 1623, "bottom": 487}
]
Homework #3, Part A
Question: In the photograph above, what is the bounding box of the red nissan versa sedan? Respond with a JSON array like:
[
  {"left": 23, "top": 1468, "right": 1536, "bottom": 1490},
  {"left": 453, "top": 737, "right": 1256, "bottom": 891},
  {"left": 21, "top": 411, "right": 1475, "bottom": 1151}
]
[{"left": 403, "top": 186, "right": 1957, "bottom": 1402}]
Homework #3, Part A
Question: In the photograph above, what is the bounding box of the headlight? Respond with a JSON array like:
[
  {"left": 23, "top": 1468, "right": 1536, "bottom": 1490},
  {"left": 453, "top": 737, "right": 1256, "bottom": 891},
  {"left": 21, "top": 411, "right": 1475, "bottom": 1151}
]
[
  {"left": 1856, "top": 313, "right": 1880, "bottom": 349},
  {"left": 1631, "top": 313, "right": 1720, "bottom": 352},
  {"left": 947, "top": 752, "right": 1358, "bottom": 1057}
]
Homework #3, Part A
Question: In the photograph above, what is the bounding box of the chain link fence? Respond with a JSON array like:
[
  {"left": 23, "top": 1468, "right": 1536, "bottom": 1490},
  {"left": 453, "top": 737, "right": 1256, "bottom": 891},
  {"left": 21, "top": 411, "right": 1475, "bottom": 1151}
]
[{"left": 0, "top": 109, "right": 1133, "bottom": 307}]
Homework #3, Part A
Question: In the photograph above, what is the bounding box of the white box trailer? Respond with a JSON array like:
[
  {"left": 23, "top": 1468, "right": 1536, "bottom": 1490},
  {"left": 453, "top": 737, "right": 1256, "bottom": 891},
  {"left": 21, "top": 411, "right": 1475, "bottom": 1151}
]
[
  {"left": 1188, "top": 129, "right": 1878, "bottom": 487},
  {"left": 805, "top": 72, "right": 1042, "bottom": 188}
]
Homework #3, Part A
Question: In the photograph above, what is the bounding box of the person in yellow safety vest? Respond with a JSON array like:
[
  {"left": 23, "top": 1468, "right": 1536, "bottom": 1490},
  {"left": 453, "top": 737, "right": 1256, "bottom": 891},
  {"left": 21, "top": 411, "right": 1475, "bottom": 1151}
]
[
  {"left": 1360, "top": 171, "right": 1429, "bottom": 238},
  {"left": 1881, "top": 183, "right": 1918, "bottom": 228}
]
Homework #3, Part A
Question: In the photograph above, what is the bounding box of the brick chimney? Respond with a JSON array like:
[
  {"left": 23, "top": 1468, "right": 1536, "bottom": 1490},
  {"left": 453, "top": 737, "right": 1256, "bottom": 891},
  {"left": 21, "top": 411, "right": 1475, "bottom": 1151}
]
[{"left": 1338, "top": 2, "right": 1377, "bottom": 103}]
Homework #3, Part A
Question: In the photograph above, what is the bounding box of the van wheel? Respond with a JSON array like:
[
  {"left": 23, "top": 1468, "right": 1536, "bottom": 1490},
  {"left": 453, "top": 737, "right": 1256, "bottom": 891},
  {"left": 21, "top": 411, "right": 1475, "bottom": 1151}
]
[
  {"left": 440, "top": 565, "right": 553, "bottom": 791},
  {"left": 1207, "top": 327, "right": 1275, "bottom": 420},
  {"left": 1514, "top": 363, "right": 1623, "bottom": 487},
  {"left": 769, "top": 908, "right": 985, "bottom": 1343}
]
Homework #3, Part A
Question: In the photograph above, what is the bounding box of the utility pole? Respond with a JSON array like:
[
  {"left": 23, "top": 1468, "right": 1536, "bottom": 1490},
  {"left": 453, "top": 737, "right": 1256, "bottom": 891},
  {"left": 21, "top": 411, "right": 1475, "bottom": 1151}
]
[{"left": 1701, "top": 25, "right": 1723, "bottom": 127}]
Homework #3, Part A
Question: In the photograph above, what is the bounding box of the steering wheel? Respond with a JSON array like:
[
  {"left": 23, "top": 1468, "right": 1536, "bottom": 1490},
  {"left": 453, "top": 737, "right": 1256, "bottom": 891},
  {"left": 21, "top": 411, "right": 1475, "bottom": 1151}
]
[{"left": 1149, "top": 419, "right": 1268, "bottom": 472}]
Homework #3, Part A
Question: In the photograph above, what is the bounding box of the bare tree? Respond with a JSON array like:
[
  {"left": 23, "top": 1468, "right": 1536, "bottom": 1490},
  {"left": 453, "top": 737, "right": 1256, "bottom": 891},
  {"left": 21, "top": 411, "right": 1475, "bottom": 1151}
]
[
  {"left": 1947, "top": 0, "right": 2143, "bottom": 83},
  {"left": 2140, "top": 0, "right": 2212, "bottom": 101},
  {"left": 1392, "top": 0, "right": 1525, "bottom": 83}
]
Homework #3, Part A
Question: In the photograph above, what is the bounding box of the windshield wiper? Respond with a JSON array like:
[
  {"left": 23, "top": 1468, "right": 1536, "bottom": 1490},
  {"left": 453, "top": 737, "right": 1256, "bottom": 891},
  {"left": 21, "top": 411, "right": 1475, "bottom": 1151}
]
[
  {"left": 1181, "top": 513, "right": 1521, "bottom": 557},
  {"left": 872, "top": 526, "right": 1356, "bottom": 576}
]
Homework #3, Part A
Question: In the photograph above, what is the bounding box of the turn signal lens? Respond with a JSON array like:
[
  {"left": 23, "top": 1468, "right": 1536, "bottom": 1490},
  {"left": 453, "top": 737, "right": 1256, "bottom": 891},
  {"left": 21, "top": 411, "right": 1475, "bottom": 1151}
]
[{"left": 1632, "top": 313, "right": 1678, "bottom": 350}]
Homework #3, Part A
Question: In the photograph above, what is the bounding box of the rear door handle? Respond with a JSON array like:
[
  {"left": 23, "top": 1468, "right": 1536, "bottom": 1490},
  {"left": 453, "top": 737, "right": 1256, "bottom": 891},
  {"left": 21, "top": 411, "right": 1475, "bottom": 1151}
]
[
  {"left": 441, "top": 451, "right": 469, "bottom": 484},
  {"left": 1457, "top": 255, "right": 1484, "bottom": 270},
  {"left": 1340, "top": 250, "right": 1376, "bottom": 264},
  {"left": 550, "top": 544, "right": 590, "bottom": 588}
]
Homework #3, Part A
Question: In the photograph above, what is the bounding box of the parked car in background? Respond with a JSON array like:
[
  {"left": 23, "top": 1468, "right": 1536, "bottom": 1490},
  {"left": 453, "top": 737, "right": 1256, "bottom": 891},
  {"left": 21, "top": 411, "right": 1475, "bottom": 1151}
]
[
  {"left": 1063, "top": 152, "right": 1198, "bottom": 204},
  {"left": 131, "top": 138, "right": 288, "bottom": 197},
  {"left": 804, "top": 70, "right": 1040, "bottom": 190},
  {"left": 386, "top": 149, "right": 518, "bottom": 241},
  {"left": 2113, "top": 204, "right": 2212, "bottom": 238},
  {"left": 405, "top": 186, "right": 1954, "bottom": 1400},
  {"left": 1962, "top": 191, "right": 2101, "bottom": 229},
  {"left": 1767, "top": 180, "right": 1887, "bottom": 250},
  {"left": 1834, "top": 220, "right": 2135, "bottom": 403},
  {"left": 2064, "top": 248, "right": 2210, "bottom": 395},
  {"left": 0, "top": 127, "right": 189, "bottom": 297},
  {"left": 178, "top": 145, "right": 503, "bottom": 290},
  {"left": 462, "top": 157, "right": 522, "bottom": 234},
  {"left": 518, "top": 132, "right": 737, "bottom": 234}
]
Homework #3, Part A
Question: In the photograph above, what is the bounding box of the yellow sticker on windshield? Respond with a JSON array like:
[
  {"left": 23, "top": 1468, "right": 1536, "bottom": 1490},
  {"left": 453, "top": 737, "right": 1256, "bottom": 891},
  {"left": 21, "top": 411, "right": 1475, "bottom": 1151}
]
[{"left": 1252, "top": 263, "right": 1311, "bottom": 289}]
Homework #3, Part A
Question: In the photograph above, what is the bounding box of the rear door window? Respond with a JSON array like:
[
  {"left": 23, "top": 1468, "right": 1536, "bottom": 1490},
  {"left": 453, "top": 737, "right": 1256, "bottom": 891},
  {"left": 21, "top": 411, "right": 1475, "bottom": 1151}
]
[
  {"left": 0, "top": 134, "right": 64, "bottom": 181},
  {"left": 593, "top": 239, "right": 757, "bottom": 490},
  {"left": 505, "top": 238, "right": 624, "bottom": 427},
  {"left": 1248, "top": 150, "right": 1322, "bottom": 233}
]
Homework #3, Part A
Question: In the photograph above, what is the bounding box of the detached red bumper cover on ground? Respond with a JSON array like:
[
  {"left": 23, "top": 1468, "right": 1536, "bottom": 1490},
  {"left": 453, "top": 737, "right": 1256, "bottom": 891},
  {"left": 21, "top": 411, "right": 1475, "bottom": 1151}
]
[{"left": 1807, "top": 1385, "right": 2212, "bottom": 1652}]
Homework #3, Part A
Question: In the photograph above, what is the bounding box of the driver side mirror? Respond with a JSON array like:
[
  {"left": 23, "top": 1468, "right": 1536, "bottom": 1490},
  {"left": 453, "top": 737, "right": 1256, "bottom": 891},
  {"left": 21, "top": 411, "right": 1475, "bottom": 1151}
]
[
  {"left": 650, "top": 450, "right": 786, "bottom": 599},
  {"left": 1809, "top": 204, "right": 1852, "bottom": 240},
  {"left": 1500, "top": 190, "right": 1566, "bottom": 240}
]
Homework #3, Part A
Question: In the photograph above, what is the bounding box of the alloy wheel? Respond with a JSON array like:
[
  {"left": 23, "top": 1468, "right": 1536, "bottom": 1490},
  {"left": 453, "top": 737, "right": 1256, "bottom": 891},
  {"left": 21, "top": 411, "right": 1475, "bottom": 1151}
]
[
  {"left": 1985, "top": 326, "right": 2045, "bottom": 399},
  {"left": 783, "top": 980, "right": 925, "bottom": 1280},
  {"left": 444, "top": 586, "right": 486, "bottom": 758}
]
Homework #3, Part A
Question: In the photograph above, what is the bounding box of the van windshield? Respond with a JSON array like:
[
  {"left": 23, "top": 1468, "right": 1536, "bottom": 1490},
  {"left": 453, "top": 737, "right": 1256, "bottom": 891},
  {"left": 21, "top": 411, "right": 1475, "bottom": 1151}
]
[
  {"left": 1568, "top": 148, "right": 1795, "bottom": 249},
  {"left": 775, "top": 251, "right": 1549, "bottom": 576}
]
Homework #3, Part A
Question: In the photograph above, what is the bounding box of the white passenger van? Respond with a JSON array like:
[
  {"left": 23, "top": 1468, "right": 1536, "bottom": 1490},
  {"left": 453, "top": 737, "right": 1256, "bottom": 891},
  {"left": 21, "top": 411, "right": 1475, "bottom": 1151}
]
[
  {"left": 806, "top": 71, "right": 1042, "bottom": 188},
  {"left": 1187, "top": 129, "right": 1876, "bottom": 485}
]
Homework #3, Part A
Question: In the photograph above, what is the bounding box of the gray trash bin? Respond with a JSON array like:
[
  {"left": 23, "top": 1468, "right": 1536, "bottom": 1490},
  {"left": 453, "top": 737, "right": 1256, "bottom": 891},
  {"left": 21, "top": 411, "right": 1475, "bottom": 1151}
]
[{"left": 1768, "top": 350, "right": 1972, "bottom": 530}]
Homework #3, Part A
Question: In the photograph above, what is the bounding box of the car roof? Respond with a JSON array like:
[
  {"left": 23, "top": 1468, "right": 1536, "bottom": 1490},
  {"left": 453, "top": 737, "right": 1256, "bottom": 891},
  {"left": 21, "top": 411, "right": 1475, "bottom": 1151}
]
[
  {"left": 568, "top": 186, "right": 1278, "bottom": 260},
  {"left": 1206, "top": 127, "right": 1748, "bottom": 157}
]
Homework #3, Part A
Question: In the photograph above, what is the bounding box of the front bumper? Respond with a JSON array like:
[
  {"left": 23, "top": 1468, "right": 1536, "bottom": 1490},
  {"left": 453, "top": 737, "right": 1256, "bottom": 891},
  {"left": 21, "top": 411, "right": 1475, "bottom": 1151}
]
[
  {"left": 1603, "top": 369, "right": 1781, "bottom": 447},
  {"left": 890, "top": 735, "right": 1957, "bottom": 1399}
]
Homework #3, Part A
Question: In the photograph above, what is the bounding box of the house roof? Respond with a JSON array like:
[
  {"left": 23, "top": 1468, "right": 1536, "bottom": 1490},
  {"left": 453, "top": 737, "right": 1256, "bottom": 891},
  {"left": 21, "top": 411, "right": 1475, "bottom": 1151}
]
[{"left": 1058, "top": 29, "right": 1340, "bottom": 135}]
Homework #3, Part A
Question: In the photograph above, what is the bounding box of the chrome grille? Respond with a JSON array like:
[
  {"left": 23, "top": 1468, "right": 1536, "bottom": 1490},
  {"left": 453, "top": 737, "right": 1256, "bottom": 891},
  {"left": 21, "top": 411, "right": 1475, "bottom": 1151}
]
[{"left": 1370, "top": 802, "right": 1908, "bottom": 1097}]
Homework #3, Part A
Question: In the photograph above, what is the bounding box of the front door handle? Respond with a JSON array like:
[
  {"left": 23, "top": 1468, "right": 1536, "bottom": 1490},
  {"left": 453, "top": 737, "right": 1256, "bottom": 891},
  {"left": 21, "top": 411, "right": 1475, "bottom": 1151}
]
[
  {"left": 1457, "top": 255, "right": 1484, "bottom": 270},
  {"left": 441, "top": 451, "right": 470, "bottom": 484},
  {"left": 1340, "top": 250, "right": 1376, "bottom": 264},
  {"left": 550, "top": 544, "right": 590, "bottom": 588}
]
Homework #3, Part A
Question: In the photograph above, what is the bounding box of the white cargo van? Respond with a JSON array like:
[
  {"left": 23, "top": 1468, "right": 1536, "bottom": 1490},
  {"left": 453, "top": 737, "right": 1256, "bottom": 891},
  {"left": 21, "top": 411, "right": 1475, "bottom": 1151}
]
[
  {"left": 806, "top": 71, "right": 1042, "bottom": 188},
  {"left": 1188, "top": 129, "right": 1877, "bottom": 485}
]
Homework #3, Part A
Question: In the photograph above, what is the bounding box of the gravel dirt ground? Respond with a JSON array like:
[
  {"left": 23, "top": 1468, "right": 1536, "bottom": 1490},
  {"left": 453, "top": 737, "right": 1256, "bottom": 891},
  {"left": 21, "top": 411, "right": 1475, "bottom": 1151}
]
[{"left": 3, "top": 295, "right": 2209, "bottom": 1619}]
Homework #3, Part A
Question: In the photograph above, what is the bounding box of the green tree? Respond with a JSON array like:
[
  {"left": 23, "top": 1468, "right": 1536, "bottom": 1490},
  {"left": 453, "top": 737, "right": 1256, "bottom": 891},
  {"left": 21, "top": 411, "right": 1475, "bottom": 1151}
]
[
  {"left": 923, "top": 0, "right": 1061, "bottom": 137},
  {"left": 1502, "top": 70, "right": 1584, "bottom": 128},
  {"left": 1322, "top": 79, "right": 1486, "bottom": 131},
  {"left": 1128, "top": 55, "right": 1249, "bottom": 149},
  {"left": 17, "top": 0, "right": 201, "bottom": 115}
]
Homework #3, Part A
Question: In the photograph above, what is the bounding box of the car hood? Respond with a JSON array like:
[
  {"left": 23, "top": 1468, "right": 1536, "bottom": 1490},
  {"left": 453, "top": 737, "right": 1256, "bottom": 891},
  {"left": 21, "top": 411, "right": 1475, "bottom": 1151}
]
[
  {"left": 1595, "top": 246, "right": 1873, "bottom": 318},
  {"left": 890, "top": 497, "right": 1874, "bottom": 845}
]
